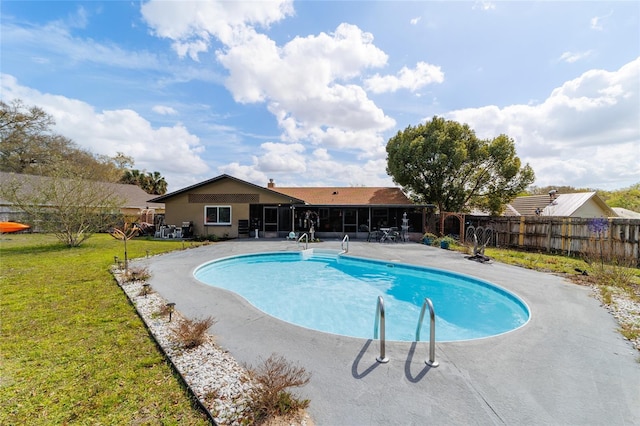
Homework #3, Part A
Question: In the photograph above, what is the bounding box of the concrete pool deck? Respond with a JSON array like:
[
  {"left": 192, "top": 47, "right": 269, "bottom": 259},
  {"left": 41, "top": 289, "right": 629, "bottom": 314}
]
[{"left": 137, "top": 239, "right": 640, "bottom": 425}]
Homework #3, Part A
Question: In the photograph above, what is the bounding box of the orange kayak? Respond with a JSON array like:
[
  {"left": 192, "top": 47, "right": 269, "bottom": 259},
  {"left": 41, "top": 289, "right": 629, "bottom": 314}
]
[{"left": 0, "top": 222, "right": 31, "bottom": 233}]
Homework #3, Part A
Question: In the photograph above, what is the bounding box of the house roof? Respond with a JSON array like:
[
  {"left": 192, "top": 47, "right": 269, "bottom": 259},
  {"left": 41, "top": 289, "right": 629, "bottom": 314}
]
[
  {"left": 508, "top": 195, "right": 554, "bottom": 216},
  {"left": 270, "top": 186, "right": 417, "bottom": 206},
  {"left": 0, "top": 172, "right": 164, "bottom": 210},
  {"left": 150, "top": 174, "right": 420, "bottom": 207},
  {"left": 147, "top": 174, "right": 306, "bottom": 204},
  {"left": 612, "top": 207, "right": 640, "bottom": 219},
  {"left": 113, "top": 183, "right": 165, "bottom": 210},
  {"left": 508, "top": 192, "right": 616, "bottom": 217}
]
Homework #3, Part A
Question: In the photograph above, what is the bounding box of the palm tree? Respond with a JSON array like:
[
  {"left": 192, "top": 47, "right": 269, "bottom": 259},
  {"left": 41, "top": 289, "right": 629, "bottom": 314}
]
[
  {"left": 145, "top": 171, "right": 167, "bottom": 195},
  {"left": 120, "top": 169, "right": 143, "bottom": 186},
  {"left": 120, "top": 169, "right": 167, "bottom": 195}
]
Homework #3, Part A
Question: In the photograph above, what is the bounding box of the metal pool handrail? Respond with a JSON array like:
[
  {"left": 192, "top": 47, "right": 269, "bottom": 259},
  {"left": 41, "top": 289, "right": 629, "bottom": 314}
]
[
  {"left": 341, "top": 234, "right": 349, "bottom": 253},
  {"left": 373, "top": 296, "right": 389, "bottom": 363},
  {"left": 297, "top": 233, "right": 308, "bottom": 249},
  {"left": 415, "top": 297, "right": 439, "bottom": 367}
]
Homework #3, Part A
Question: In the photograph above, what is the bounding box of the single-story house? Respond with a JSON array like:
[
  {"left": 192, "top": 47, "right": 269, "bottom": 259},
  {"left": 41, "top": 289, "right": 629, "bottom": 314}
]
[
  {"left": 0, "top": 171, "right": 164, "bottom": 226},
  {"left": 148, "top": 174, "right": 430, "bottom": 239},
  {"left": 506, "top": 191, "right": 617, "bottom": 218}
]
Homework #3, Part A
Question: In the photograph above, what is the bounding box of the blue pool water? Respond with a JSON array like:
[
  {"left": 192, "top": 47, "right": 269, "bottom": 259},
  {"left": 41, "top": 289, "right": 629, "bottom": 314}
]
[{"left": 193, "top": 250, "right": 530, "bottom": 342}]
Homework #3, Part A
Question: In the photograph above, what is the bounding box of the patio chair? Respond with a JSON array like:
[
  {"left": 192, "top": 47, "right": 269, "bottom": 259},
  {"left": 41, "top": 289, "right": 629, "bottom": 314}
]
[
  {"left": 380, "top": 227, "right": 400, "bottom": 243},
  {"left": 364, "top": 226, "right": 381, "bottom": 242}
]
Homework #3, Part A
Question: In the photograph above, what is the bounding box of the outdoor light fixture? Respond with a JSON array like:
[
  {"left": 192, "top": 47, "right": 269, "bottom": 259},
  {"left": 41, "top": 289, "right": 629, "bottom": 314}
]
[
  {"left": 166, "top": 302, "right": 176, "bottom": 321},
  {"left": 142, "top": 283, "right": 150, "bottom": 297}
]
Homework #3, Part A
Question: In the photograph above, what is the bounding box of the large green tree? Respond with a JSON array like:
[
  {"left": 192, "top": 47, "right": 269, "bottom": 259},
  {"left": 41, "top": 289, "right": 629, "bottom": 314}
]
[
  {"left": 0, "top": 99, "right": 133, "bottom": 182},
  {"left": 386, "top": 116, "right": 535, "bottom": 214},
  {"left": 599, "top": 183, "right": 640, "bottom": 212}
]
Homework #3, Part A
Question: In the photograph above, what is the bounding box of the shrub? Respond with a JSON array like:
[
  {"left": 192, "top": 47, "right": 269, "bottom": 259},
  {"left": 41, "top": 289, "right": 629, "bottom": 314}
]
[
  {"left": 436, "top": 235, "right": 457, "bottom": 249},
  {"left": 124, "top": 266, "right": 151, "bottom": 283},
  {"left": 137, "top": 284, "right": 153, "bottom": 297},
  {"left": 156, "top": 303, "right": 175, "bottom": 319},
  {"left": 247, "top": 353, "right": 311, "bottom": 424},
  {"left": 170, "top": 316, "right": 217, "bottom": 349},
  {"left": 588, "top": 258, "right": 637, "bottom": 295},
  {"left": 422, "top": 232, "right": 437, "bottom": 246}
]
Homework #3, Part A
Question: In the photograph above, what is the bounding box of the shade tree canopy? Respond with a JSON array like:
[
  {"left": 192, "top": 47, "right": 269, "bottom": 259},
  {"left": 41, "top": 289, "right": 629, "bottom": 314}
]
[
  {"left": 1, "top": 99, "right": 167, "bottom": 194},
  {"left": 386, "top": 116, "right": 535, "bottom": 215}
]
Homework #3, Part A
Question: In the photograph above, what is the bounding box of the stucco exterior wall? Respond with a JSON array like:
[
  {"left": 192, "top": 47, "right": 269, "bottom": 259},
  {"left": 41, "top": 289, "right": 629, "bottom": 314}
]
[{"left": 162, "top": 179, "right": 295, "bottom": 238}]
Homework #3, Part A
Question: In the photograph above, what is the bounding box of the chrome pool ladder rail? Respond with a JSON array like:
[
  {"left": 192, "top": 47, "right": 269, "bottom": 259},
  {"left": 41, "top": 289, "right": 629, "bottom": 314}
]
[
  {"left": 415, "top": 297, "right": 439, "bottom": 367},
  {"left": 297, "top": 233, "right": 309, "bottom": 249},
  {"left": 341, "top": 234, "right": 349, "bottom": 253},
  {"left": 373, "top": 295, "right": 389, "bottom": 363}
]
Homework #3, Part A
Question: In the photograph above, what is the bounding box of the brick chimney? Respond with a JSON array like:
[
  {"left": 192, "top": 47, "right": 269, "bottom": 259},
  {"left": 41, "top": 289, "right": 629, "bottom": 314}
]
[{"left": 267, "top": 178, "right": 275, "bottom": 189}]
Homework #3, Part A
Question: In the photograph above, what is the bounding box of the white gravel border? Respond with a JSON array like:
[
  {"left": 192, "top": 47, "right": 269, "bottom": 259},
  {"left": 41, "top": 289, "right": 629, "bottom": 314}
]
[
  {"left": 591, "top": 285, "right": 640, "bottom": 352},
  {"left": 114, "top": 269, "right": 258, "bottom": 425}
]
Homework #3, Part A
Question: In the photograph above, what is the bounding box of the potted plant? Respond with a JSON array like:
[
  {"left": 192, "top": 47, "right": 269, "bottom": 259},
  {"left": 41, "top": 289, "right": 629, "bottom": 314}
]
[
  {"left": 422, "top": 232, "right": 437, "bottom": 246},
  {"left": 438, "top": 236, "right": 456, "bottom": 249}
]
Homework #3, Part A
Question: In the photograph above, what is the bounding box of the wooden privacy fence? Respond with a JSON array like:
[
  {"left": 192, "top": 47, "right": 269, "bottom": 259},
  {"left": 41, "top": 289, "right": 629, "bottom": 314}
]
[{"left": 461, "top": 216, "right": 640, "bottom": 265}]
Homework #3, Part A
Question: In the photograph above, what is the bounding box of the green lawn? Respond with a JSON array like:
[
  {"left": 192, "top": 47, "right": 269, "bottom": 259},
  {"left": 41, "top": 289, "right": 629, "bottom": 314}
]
[{"left": 0, "top": 233, "right": 211, "bottom": 425}]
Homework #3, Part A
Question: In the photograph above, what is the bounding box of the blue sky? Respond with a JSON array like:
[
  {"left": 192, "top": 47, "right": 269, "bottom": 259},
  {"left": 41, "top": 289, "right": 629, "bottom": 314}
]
[{"left": 1, "top": 1, "right": 638, "bottom": 193}]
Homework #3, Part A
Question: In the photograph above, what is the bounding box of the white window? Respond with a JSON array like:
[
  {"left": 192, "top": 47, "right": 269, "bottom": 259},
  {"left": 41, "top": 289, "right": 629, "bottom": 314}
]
[{"left": 204, "top": 205, "right": 232, "bottom": 225}]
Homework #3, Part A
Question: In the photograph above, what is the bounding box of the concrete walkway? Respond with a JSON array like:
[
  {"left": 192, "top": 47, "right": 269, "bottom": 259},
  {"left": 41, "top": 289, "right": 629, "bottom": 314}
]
[{"left": 136, "top": 240, "right": 640, "bottom": 425}]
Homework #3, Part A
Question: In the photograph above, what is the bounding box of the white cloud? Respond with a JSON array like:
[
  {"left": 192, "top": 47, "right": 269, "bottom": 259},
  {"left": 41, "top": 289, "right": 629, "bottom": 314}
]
[
  {"left": 219, "top": 142, "right": 308, "bottom": 184},
  {"left": 254, "top": 142, "right": 307, "bottom": 173},
  {"left": 410, "top": 16, "right": 421, "bottom": 25},
  {"left": 473, "top": 1, "right": 496, "bottom": 11},
  {"left": 139, "top": 1, "right": 407, "bottom": 192},
  {"left": 313, "top": 148, "right": 331, "bottom": 161},
  {"left": 66, "top": 5, "right": 90, "bottom": 29},
  {"left": 559, "top": 50, "right": 593, "bottom": 64},
  {"left": 590, "top": 11, "right": 613, "bottom": 31},
  {"left": 1, "top": 74, "right": 210, "bottom": 192},
  {"left": 152, "top": 105, "right": 179, "bottom": 115},
  {"left": 218, "top": 162, "right": 268, "bottom": 186},
  {"left": 2, "top": 19, "right": 162, "bottom": 71},
  {"left": 446, "top": 57, "right": 640, "bottom": 189},
  {"left": 141, "top": 0, "right": 294, "bottom": 59},
  {"left": 143, "top": 1, "right": 396, "bottom": 158},
  {"left": 305, "top": 157, "right": 393, "bottom": 187},
  {"left": 365, "top": 61, "right": 444, "bottom": 94}
]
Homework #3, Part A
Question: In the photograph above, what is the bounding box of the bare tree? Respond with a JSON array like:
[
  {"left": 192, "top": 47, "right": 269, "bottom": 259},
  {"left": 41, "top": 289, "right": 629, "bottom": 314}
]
[{"left": 0, "top": 170, "right": 124, "bottom": 247}]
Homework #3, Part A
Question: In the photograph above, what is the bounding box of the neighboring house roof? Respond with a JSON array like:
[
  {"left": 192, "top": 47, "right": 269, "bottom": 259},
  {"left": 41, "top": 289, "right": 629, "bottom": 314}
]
[
  {"left": 0, "top": 172, "right": 164, "bottom": 210},
  {"left": 468, "top": 204, "right": 520, "bottom": 216},
  {"left": 507, "top": 192, "right": 616, "bottom": 217},
  {"left": 271, "top": 186, "right": 415, "bottom": 206},
  {"left": 612, "top": 207, "right": 640, "bottom": 219},
  {"left": 508, "top": 195, "right": 552, "bottom": 216},
  {"left": 112, "top": 183, "right": 164, "bottom": 210},
  {"left": 503, "top": 204, "right": 520, "bottom": 216}
]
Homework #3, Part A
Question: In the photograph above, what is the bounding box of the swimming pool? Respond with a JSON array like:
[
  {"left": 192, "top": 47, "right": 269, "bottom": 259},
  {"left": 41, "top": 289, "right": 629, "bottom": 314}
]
[{"left": 194, "top": 249, "right": 530, "bottom": 342}]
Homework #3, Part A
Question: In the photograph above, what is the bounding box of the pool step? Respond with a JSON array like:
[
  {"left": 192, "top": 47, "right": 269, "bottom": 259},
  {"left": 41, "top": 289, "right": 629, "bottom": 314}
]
[{"left": 301, "top": 248, "right": 340, "bottom": 261}]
